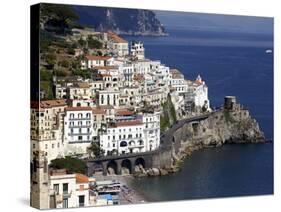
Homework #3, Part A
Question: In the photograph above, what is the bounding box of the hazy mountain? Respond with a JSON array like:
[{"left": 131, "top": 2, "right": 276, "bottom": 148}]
[{"left": 73, "top": 5, "right": 167, "bottom": 36}]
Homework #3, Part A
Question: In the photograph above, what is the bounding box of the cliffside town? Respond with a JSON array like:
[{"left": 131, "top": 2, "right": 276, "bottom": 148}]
[
  {"left": 31, "top": 6, "right": 265, "bottom": 209},
  {"left": 31, "top": 27, "right": 211, "bottom": 209}
]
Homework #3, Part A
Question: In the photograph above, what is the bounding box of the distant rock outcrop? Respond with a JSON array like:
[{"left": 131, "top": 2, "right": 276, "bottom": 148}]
[{"left": 73, "top": 6, "right": 167, "bottom": 36}]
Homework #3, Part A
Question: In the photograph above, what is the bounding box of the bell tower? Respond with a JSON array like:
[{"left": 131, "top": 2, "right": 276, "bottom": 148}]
[{"left": 30, "top": 151, "right": 49, "bottom": 209}]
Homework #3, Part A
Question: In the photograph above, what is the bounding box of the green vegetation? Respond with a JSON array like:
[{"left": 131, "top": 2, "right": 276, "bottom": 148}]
[
  {"left": 87, "top": 142, "right": 105, "bottom": 158},
  {"left": 50, "top": 156, "right": 87, "bottom": 174},
  {"left": 40, "top": 4, "right": 79, "bottom": 34},
  {"left": 160, "top": 94, "right": 177, "bottom": 132},
  {"left": 87, "top": 35, "right": 103, "bottom": 49},
  {"left": 72, "top": 69, "right": 91, "bottom": 79},
  {"left": 40, "top": 80, "right": 54, "bottom": 100}
]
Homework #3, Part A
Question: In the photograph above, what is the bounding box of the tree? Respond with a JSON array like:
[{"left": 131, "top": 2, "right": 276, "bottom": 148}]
[
  {"left": 58, "top": 60, "right": 70, "bottom": 68},
  {"left": 45, "top": 53, "right": 56, "bottom": 66},
  {"left": 78, "top": 37, "right": 86, "bottom": 47},
  {"left": 87, "top": 35, "right": 103, "bottom": 49},
  {"left": 40, "top": 4, "right": 79, "bottom": 34},
  {"left": 87, "top": 142, "right": 105, "bottom": 158},
  {"left": 50, "top": 156, "right": 87, "bottom": 174}
]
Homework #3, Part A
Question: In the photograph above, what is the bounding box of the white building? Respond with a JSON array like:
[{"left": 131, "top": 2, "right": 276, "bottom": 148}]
[
  {"left": 31, "top": 100, "right": 66, "bottom": 163},
  {"left": 81, "top": 55, "right": 114, "bottom": 69},
  {"left": 169, "top": 69, "right": 188, "bottom": 95},
  {"left": 67, "top": 82, "right": 92, "bottom": 100},
  {"left": 107, "top": 32, "right": 129, "bottom": 57},
  {"left": 185, "top": 75, "right": 210, "bottom": 111},
  {"left": 49, "top": 169, "right": 89, "bottom": 209},
  {"left": 130, "top": 41, "right": 145, "bottom": 59},
  {"left": 64, "top": 107, "right": 93, "bottom": 155},
  {"left": 97, "top": 89, "right": 120, "bottom": 108},
  {"left": 100, "top": 119, "right": 145, "bottom": 155},
  {"left": 142, "top": 111, "right": 161, "bottom": 151},
  {"left": 133, "top": 59, "right": 151, "bottom": 75}
]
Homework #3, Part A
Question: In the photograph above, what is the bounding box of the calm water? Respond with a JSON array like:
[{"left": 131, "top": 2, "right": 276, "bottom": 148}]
[{"left": 124, "top": 13, "right": 274, "bottom": 200}]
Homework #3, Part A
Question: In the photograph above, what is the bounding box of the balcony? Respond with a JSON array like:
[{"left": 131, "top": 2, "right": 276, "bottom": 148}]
[
  {"left": 62, "top": 192, "right": 71, "bottom": 198},
  {"left": 69, "top": 140, "right": 92, "bottom": 144},
  {"left": 68, "top": 132, "right": 92, "bottom": 136},
  {"left": 69, "top": 117, "right": 91, "bottom": 121},
  {"left": 69, "top": 125, "right": 91, "bottom": 128}
]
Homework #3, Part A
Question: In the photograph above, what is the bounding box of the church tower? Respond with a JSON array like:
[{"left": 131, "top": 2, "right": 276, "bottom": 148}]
[{"left": 30, "top": 151, "right": 49, "bottom": 209}]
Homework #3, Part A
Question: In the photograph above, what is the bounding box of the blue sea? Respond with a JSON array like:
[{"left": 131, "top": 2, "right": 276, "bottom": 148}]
[{"left": 124, "top": 12, "right": 274, "bottom": 201}]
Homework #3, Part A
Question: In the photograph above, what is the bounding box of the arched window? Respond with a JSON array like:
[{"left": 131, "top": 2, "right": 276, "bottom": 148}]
[{"left": 120, "top": 141, "right": 127, "bottom": 147}]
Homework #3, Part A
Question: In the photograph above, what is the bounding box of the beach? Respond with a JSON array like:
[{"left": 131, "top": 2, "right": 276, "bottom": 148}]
[{"left": 92, "top": 174, "right": 148, "bottom": 205}]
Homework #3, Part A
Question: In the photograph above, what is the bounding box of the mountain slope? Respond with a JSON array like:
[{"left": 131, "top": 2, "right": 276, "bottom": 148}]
[{"left": 73, "top": 5, "right": 167, "bottom": 36}]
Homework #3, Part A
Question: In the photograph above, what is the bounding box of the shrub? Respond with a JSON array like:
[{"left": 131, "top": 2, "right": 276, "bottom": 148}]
[{"left": 50, "top": 156, "right": 87, "bottom": 174}]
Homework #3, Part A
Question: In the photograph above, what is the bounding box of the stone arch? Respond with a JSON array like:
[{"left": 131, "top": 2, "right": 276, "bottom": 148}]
[
  {"left": 121, "top": 159, "right": 132, "bottom": 175},
  {"left": 107, "top": 160, "right": 117, "bottom": 175},
  {"left": 135, "top": 157, "right": 145, "bottom": 168},
  {"left": 134, "top": 157, "right": 146, "bottom": 173}
]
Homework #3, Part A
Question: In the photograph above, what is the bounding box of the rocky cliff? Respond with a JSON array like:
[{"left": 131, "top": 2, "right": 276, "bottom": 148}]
[
  {"left": 171, "top": 105, "right": 266, "bottom": 168},
  {"left": 73, "top": 6, "right": 167, "bottom": 36}
]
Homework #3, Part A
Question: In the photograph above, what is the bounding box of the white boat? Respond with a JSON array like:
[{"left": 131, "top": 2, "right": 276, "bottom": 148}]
[{"left": 266, "top": 49, "right": 272, "bottom": 54}]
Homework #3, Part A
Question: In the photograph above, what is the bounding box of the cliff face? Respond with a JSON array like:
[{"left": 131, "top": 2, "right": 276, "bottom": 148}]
[
  {"left": 73, "top": 6, "right": 167, "bottom": 36},
  {"left": 174, "top": 108, "right": 265, "bottom": 154}
]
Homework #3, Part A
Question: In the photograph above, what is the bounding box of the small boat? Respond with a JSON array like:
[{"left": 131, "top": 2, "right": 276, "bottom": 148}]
[{"left": 265, "top": 49, "right": 272, "bottom": 54}]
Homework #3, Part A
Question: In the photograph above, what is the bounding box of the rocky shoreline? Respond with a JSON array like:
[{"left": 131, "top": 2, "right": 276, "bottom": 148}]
[{"left": 133, "top": 98, "right": 267, "bottom": 177}]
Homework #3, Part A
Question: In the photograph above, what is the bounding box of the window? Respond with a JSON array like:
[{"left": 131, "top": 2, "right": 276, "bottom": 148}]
[
  {"left": 52, "top": 144, "right": 54, "bottom": 149},
  {"left": 63, "top": 198, "right": 68, "bottom": 208},
  {"left": 63, "top": 183, "right": 68, "bottom": 194},
  {"left": 78, "top": 136, "right": 82, "bottom": 141},
  {"left": 53, "top": 184, "right": 59, "bottom": 195},
  {"left": 33, "top": 144, "right": 35, "bottom": 149},
  {"left": 45, "top": 144, "right": 48, "bottom": 149},
  {"left": 79, "top": 195, "right": 85, "bottom": 207}
]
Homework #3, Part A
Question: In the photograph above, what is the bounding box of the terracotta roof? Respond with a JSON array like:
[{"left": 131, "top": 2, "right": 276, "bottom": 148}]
[
  {"left": 92, "top": 108, "right": 106, "bottom": 114},
  {"left": 133, "top": 74, "right": 144, "bottom": 81},
  {"left": 101, "top": 74, "right": 112, "bottom": 77},
  {"left": 109, "top": 120, "right": 143, "bottom": 128},
  {"left": 31, "top": 100, "right": 66, "bottom": 109},
  {"left": 50, "top": 169, "right": 67, "bottom": 176},
  {"left": 65, "top": 106, "right": 92, "bottom": 111},
  {"left": 72, "top": 82, "right": 90, "bottom": 88},
  {"left": 170, "top": 69, "right": 184, "bottom": 79},
  {"left": 98, "top": 105, "right": 114, "bottom": 110},
  {"left": 115, "top": 109, "right": 134, "bottom": 116},
  {"left": 85, "top": 55, "right": 111, "bottom": 61},
  {"left": 93, "top": 66, "right": 118, "bottom": 70},
  {"left": 194, "top": 80, "right": 203, "bottom": 86},
  {"left": 108, "top": 31, "right": 127, "bottom": 43},
  {"left": 76, "top": 173, "right": 89, "bottom": 184}
]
